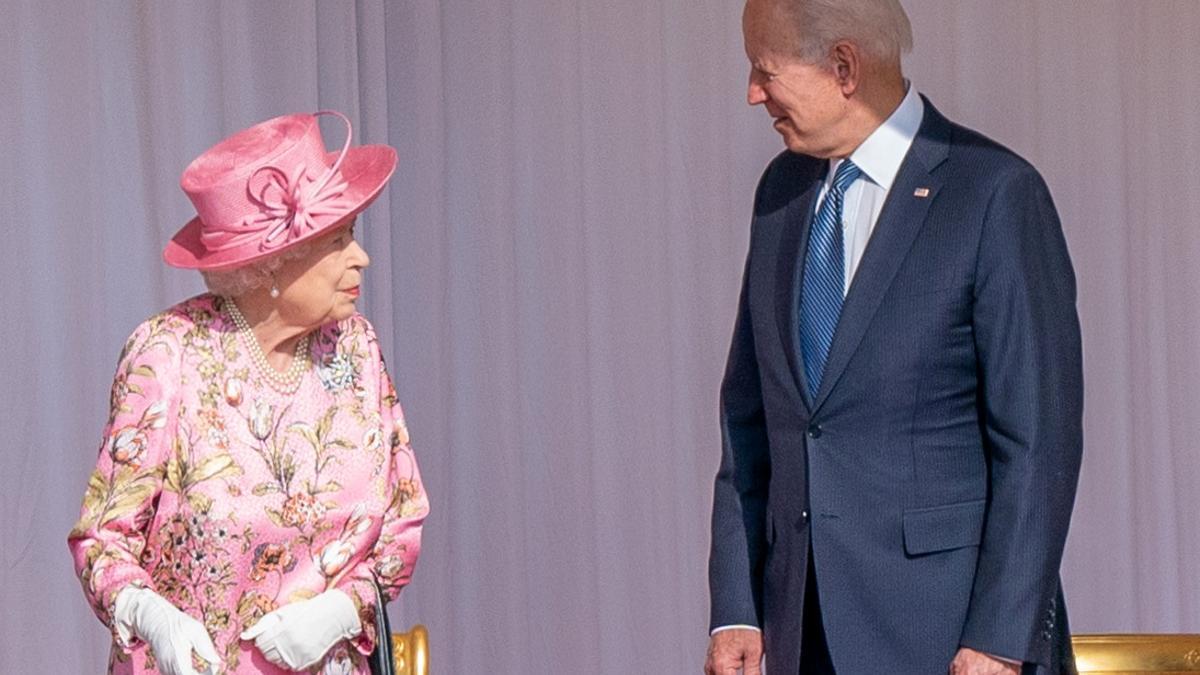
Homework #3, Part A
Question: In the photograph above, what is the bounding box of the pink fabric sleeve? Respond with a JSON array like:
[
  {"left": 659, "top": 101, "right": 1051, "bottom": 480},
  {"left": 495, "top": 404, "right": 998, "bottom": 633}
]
[
  {"left": 338, "top": 321, "right": 429, "bottom": 655},
  {"left": 67, "top": 319, "right": 176, "bottom": 647}
]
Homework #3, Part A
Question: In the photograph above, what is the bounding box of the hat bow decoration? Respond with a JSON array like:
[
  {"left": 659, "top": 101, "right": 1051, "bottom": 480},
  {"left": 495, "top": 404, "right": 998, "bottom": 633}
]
[
  {"left": 164, "top": 109, "right": 398, "bottom": 271},
  {"left": 198, "top": 110, "right": 354, "bottom": 254},
  {"left": 246, "top": 155, "right": 352, "bottom": 251}
]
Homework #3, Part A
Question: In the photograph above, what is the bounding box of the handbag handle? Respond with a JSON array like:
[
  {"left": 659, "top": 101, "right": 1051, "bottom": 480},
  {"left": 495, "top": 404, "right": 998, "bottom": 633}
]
[{"left": 368, "top": 580, "right": 395, "bottom": 675}]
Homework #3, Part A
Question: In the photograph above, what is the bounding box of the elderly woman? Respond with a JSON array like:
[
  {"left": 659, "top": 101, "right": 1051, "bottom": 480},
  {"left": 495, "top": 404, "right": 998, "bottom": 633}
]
[{"left": 68, "top": 111, "right": 428, "bottom": 675}]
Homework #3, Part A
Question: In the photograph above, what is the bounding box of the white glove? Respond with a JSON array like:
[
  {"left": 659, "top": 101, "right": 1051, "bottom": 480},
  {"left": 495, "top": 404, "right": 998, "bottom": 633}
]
[
  {"left": 113, "top": 586, "right": 221, "bottom": 675},
  {"left": 240, "top": 588, "right": 362, "bottom": 671}
]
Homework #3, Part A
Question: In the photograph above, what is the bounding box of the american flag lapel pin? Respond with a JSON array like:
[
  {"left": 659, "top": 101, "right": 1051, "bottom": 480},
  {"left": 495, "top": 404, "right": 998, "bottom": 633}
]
[{"left": 913, "top": 187, "right": 931, "bottom": 198}]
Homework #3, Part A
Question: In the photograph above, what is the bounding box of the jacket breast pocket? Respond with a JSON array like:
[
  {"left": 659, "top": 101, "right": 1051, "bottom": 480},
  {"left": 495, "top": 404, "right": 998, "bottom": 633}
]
[{"left": 902, "top": 499, "right": 986, "bottom": 556}]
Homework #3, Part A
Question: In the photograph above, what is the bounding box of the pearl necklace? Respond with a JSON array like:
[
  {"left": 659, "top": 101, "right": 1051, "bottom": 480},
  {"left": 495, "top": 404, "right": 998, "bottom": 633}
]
[{"left": 224, "top": 298, "right": 311, "bottom": 394}]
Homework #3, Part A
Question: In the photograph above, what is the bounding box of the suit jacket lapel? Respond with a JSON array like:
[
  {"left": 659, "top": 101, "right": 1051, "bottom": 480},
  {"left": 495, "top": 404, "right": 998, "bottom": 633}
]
[
  {"left": 810, "top": 102, "right": 953, "bottom": 413},
  {"left": 774, "top": 168, "right": 823, "bottom": 409}
]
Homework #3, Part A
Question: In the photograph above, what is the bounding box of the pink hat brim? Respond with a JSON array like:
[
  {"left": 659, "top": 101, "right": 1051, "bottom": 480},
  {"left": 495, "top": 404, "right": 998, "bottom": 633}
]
[{"left": 163, "top": 144, "right": 397, "bottom": 271}]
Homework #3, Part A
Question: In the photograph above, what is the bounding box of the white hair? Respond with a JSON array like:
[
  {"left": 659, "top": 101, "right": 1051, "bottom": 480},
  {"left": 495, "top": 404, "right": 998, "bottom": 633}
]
[
  {"left": 200, "top": 239, "right": 316, "bottom": 297},
  {"left": 779, "top": 0, "right": 913, "bottom": 64}
]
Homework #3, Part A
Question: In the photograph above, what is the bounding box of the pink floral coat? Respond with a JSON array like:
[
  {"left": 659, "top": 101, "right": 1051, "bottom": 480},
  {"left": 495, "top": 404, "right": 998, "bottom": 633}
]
[{"left": 69, "top": 295, "right": 428, "bottom": 674}]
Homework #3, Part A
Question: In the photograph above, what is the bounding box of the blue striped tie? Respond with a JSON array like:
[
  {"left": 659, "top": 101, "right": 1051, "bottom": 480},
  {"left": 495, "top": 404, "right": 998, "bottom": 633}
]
[{"left": 800, "top": 159, "right": 861, "bottom": 394}]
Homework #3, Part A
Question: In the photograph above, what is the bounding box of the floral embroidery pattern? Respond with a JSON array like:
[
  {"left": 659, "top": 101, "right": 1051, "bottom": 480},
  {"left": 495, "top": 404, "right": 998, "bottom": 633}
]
[{"left": 69, "top": 295, "right": 428, "bottom": 674}]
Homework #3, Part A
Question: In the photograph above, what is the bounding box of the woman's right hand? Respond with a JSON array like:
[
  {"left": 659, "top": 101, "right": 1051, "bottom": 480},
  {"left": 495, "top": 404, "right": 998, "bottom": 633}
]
[{"left": 114, "top": 587, "right": 222, "bottom": 675}]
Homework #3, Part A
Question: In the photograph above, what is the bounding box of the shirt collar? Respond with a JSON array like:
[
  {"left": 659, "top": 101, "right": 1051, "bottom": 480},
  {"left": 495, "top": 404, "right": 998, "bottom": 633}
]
[{"left": 829, "top": 82, "right": 924, "bottom": 192}]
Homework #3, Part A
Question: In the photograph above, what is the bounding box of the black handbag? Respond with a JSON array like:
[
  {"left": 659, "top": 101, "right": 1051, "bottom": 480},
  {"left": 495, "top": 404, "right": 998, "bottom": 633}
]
[{"left": 368, "top": 580, "right": 395, "bottom": 675}]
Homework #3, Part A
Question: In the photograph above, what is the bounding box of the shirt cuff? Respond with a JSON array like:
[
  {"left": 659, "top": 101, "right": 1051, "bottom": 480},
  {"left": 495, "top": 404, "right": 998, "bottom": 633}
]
[{"left": 711, "top": 624, "right": 761, "bottom": 636}]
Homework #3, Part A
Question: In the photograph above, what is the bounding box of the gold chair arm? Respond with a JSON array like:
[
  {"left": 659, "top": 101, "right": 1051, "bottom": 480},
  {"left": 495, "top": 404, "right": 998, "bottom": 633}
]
[
  {"left": 1074, "top": 634, "right": 1200, "bottom": 673},
  {"left": 391, "top": 624, "right": 429, "bottom": 675}
]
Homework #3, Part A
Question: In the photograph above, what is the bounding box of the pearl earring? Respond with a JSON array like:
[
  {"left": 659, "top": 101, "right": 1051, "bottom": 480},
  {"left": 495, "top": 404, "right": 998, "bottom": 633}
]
[{"left": 270, "top": 283, "right": 280, "bottom": 299}]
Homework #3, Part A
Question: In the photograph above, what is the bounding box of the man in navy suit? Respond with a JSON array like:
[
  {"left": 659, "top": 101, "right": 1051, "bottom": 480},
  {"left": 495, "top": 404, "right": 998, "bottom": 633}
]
[{"left": 704, "top": 1, "right": 1083, "bottom": 673}]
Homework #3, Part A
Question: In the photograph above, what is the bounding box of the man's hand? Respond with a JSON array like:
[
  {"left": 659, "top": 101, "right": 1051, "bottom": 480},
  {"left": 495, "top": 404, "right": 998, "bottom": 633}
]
[
  {"left": 704, "top": 628, "right": 763, "bottom": 675},
  {"left": 950, "top": 647, "right": 1021, "bottom": 675}
]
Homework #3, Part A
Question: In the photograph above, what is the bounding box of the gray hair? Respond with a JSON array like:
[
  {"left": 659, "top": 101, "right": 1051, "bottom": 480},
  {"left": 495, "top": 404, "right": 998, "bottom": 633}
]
[
  {"left": 779, "top": 0, "right": 913, "bottom": 64},
  {"left": 200, "top": 239, "right": 316, "bottom": 297}
]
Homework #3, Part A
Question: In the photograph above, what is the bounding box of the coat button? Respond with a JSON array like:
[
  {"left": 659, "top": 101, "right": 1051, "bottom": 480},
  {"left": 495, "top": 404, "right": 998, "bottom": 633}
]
[
  {"left": 796, "top": 511, "right": 810, "bottom": 531},
  {"left": 807, "top": 424, "right": 823, "bottom": 439}
]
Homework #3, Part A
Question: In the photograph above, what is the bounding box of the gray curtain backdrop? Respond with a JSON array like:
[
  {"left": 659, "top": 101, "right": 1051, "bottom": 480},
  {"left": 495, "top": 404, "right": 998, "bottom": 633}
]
[{"left": 1, "top": 1, "right": 1197, "bottom": 672}]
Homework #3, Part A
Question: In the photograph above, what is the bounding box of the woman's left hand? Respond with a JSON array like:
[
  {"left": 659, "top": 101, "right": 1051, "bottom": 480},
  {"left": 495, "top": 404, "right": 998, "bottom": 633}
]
[{"left": 240, "top": 589, "right": 362, "bottom": 671}]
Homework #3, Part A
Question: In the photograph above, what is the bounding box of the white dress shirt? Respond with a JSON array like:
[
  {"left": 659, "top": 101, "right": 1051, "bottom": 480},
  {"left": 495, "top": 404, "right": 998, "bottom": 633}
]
[
  {"left": 821, "top": 82, "right": 924, "bottom": 295},
  {"left": 711, "top": 85, "right": 925, "bottom": 638}
]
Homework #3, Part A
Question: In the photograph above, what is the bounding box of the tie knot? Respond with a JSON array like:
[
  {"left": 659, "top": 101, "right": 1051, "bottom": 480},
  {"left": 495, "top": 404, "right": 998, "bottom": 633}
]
[{"left": 831, "top": 159, "right": 861, "bottom": 194}]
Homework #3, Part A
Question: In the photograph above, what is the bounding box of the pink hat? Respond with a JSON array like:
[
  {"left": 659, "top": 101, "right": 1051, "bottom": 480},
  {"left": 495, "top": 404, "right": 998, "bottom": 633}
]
[{"left": 164, "top": 110, "right": 397, "bottom": 271}]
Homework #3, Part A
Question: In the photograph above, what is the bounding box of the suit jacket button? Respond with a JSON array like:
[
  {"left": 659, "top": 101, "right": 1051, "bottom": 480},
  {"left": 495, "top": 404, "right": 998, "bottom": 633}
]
[
  {"left": 807, "top": 424, "right": 822, "bottom": 439},
  {"left": 800, "top": 510, "right": 810, "bottom": 523}
]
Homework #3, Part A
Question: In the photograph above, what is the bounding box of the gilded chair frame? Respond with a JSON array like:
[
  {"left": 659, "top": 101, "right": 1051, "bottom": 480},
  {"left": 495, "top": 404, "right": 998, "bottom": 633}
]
[
  {"left": 1074, "top": 634, "right": 1200, "bottom": 674},
  {"left": 391, "top": 625, "right": 429, "bottom": 675}
]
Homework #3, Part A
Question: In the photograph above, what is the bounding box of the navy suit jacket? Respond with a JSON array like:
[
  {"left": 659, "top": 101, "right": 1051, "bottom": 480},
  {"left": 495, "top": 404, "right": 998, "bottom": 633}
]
[{"left": 708, "top": 99, "right": 1083, "bottom": 674}]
